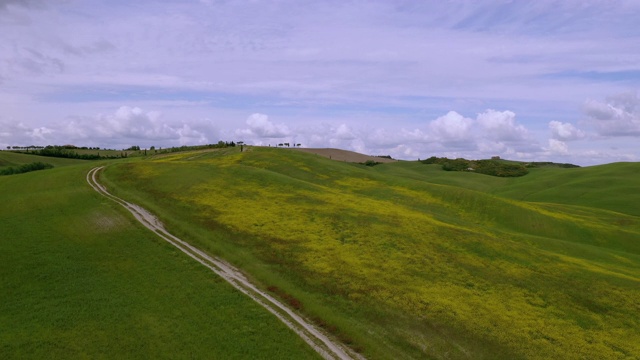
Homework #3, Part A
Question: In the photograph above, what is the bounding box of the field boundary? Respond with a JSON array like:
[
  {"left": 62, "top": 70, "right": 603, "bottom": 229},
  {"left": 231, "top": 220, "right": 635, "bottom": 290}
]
[{"left": 87, "top": 166, "right": 363, "bottom": 360}]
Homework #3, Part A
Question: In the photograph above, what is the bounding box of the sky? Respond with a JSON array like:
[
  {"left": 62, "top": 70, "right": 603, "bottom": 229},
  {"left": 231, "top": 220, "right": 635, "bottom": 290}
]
[{"left": 1, "top": 0, "right": 640, "bottom": 165}]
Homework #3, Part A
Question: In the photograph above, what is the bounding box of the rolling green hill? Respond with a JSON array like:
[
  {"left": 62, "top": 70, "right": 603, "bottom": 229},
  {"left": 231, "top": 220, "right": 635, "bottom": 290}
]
[
  {"left": 491, "top": 162, "right": 640, "bottom": 216},
  {"left": 3, "top": 148, "right": 638, "bottom": 359},
  {"left": 0, "top": 152, "right": 320, "bottom": 359},
  {"left": 98, "top": 147, "right": 640, "bottom": 360},
  {"left": 0, "top": 150, "right": 89, "bottom": 168}
]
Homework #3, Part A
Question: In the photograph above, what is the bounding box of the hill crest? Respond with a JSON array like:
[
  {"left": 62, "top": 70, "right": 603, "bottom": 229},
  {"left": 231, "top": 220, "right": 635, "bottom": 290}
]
[{"left": 288, "top": 147, "right": 397, "bottom": 163}]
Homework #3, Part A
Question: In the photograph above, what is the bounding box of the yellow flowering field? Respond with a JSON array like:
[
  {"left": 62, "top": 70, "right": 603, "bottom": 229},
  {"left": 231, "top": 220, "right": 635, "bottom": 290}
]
[{"left": 105, "top": 147, "right": 640, "bottom": 359}]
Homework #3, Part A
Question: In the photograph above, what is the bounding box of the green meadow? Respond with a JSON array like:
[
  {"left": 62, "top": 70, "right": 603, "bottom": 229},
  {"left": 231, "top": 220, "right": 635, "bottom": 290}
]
[
  {"left": 2, "top": 147, "right": 639, "bottom": 359},
  {"left": 0, "top": 152, "right": 319, "bottom": 359},
  {"left": 100, "top": 147, "right": 640, "bottom": 360},
  {"left": 0, "top": 150, "right": 87, "bottom": 168}
]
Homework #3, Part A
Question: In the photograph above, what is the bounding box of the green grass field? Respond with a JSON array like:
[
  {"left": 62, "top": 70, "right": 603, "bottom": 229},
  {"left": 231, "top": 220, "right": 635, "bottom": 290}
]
[
  {"left": 3, "top": 148, "right": 639, "bottom": 359},
  {"left": 100, "top": 146, "right": 640, "bottom": 359},
  {"left": 491, "top": 163, "right": 640, "bottom": 216},
  {"left": 0, "top": 150, "right": 89, "bottom": 168},
  {"left": 0, "top": 152, "right": 320, "bottom": 359}
]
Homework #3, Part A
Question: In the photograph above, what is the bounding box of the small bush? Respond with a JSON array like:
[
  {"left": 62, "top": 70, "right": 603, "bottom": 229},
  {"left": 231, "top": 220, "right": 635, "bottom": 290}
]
[{"left": 361, "top": 160, "right": 380, "bottom": 167}]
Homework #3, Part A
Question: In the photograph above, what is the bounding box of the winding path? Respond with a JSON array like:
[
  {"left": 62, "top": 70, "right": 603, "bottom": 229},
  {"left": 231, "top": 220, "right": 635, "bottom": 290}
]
[{"left": 87, "top": 167, "right": 363, "bottom": 360}]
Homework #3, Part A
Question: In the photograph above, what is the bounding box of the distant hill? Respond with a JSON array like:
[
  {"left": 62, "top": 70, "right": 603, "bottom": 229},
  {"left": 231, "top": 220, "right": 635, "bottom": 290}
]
[
  {"left": 289, "top": 147, "right": 397, "bottom": 163},
  {"left": 420, "top": 156, "right": 579, "bottom": 177},
  {"left": 99, "top": 146, "right": 640, "bottom": 360},
  {"left": 3, "top": 145, "right": 637, "bottom": 359},
  {"left": 491, "top": 161, "right": 640, "bottom": 216},
  {"left": 0, "top": 150, "right": 89, "bottom": 168}
]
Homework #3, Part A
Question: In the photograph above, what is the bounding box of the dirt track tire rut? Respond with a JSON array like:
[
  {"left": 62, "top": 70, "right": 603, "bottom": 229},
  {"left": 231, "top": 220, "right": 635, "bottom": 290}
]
[{"left": 87, "top": 166, "right": 363, "bottom": 360}]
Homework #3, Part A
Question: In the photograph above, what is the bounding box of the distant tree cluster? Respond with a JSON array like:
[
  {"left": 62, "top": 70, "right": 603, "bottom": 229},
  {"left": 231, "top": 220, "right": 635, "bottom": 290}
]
[
  {"left": 7, "top": 146, "right": 45, "bottom": 151},
  {"left": 6, "top": 145, "right": 101, "bottom": 151},
  {"left": 0, "top": 162, "right": 53, "bottom": 176},
  {"left": 29, "top": 146, "right": 117, "bottom": 160},
  {"left": 8, "top": 141, "right": 246, "bottom": 159},
  {"left": 276, "top": 143, "right": 301, "bottom": 147},
  {"left": 216, "top": 141, "right": 236, "bottom": 147},
  {"left": 421, "top": 156, "right": 529, "bottom": 177},
  {"left": 360, "top": 160, "right": 381, "bottom": 167},
  {"left": 473, "top": 160, "right": 529, "bottom": 177},
  {"left": 153, "top": 141, "right": 240, "bottom": 154},
  {"left": 526, "top": 162, "right": 579, "bottom": 168}
]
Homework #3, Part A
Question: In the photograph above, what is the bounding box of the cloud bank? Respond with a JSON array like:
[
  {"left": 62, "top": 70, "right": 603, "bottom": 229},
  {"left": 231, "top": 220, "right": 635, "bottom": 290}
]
[
  {"left": 0, "top": 106, "right": 217, "bottom": 149},
  {"left": 584, "top": 93, "right": 640, "bottom": 137},
  {"left": 1, "top": 1, "right": 639, "bottom": 165}
]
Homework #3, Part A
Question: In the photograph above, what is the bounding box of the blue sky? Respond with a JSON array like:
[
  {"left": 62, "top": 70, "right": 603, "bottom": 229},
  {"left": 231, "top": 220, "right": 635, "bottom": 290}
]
[{"left": 1, "top": 0, "right": 640, "bottom": 165}]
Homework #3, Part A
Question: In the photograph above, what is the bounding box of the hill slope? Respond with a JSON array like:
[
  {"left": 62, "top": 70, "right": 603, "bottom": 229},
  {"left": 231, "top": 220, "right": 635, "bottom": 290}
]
[
  {"left": 491, "top": 162, "right": 640, "bottom": 216},
  {"left": 290, "top": 147, "right": 397, "bottom": 163},
  {"left": 102, "top": 147, "right": 640, "bottom": 360},
  {"left": 0, "top": 158, "right": 320, "bottom": 359},
  {"left": 0, "top": 150, "right": 88, "bottom": 168}
]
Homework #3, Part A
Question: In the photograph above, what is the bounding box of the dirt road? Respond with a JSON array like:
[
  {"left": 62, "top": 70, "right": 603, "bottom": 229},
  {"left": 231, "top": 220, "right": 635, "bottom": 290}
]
[{"left": 87, "top": 166, "right": 364, "bottom": 360}]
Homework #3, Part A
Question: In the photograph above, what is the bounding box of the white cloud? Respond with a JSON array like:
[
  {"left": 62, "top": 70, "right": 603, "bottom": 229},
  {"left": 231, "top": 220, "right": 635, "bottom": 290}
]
[
  {"left": 477, "top": 109, "right": 529, "bottom": 142},
  {"left": 428, "top": 111, "right": 474, "bottom": 147},
  {"left": 0, "top": 106, "right": 217, "bottom": 148},
  {"left": 368, "top": 128, "right": 404, "bottom": 147},
  {"left": 0, "top": 120, "right": 53, "bottom": 145},
  {"left": 547, "top": 139, "right": 569, "bottom": 155},
  {"left": 298, "top": 123, "right": 363, "bottom": 150},
  {"left": 549, "top": 120, "right": 585, "bottom": 141},
  {"left": 29, "top": 126, "right": 52, "bottom": 140},
  {"left": 1, "top": 2, "right": 640, "bottom": 165},
  {"left": 95, "top": 106, "right": 168, "bottom": 140},
  {"left": 236, "top": 113, "right": 291, "bottom": 139},
  {"left": 334, "top": 124, "right": 356, "bottom": 140},
  {"left": 272, "top": 109, "right": 541, "bottom": 161},
  {"left": 92, "top": 106, "right": 216, "bottom": 147},
  {"left": 584, "top": 93, "right": 640, "bottom": 136}
]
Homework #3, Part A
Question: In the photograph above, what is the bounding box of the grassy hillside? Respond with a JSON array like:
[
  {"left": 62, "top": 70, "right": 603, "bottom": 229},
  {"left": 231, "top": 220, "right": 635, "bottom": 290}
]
[
  {"left": 0, "top": 158, "right": 320, "bottom": 359},
  {"left": 372, "top": 161, "right": 510, "bottom": 192},
  {"left": 102, "top": 147, "right": 640, "bottom": 359},
  {"left": 383, "top": 160, "right": 640, "bottom": 217},
  {"left": 0, "top": 150, "right": 88, "bottom": 168},
  {"left": 491, "top": 162, "right": 640, "bottom": 216}
]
